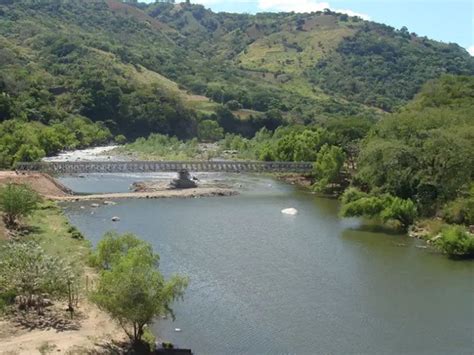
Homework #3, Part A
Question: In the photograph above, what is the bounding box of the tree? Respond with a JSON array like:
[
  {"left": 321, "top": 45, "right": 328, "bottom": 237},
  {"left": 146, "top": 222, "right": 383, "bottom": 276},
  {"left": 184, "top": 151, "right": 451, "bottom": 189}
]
[
  {"left": 313, "top": 144, "right": 346, "bottom": 192},
  {"left": 89, "top": 231, "right": 152, "bottom": 270},
  {"left": 225, "top": 100, "right": 242, "bottom": 111},
  {"left": 197, "top": 120, "right": 224, "bottom": 142},
  {"left": 0, "top": 183, "right": 41, "bottom": 229},
  {"left": 91, "top": 234, "right": 188, "bottom": 349},
  {"left": 340, "top": 187, "right": 417, "bottom": 230}
]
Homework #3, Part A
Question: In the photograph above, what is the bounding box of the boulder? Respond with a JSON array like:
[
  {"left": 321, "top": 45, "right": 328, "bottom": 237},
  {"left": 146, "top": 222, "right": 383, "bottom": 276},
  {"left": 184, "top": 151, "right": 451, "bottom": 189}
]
[
  {"left": 281, "top": 208, "right": 298, "bottom": 215},
  {"left": 91, "top": 203, "right": 100, "bottom": 208},
  {"left": 111, "top": 216, "right": 120, "bottom": 222}
]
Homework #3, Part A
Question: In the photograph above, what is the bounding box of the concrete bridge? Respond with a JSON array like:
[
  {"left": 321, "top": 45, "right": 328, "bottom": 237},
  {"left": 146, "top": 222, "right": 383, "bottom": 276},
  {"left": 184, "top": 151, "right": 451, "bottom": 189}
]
[{"left": 15, "top": 161, "right": 313, "bottom": 174}]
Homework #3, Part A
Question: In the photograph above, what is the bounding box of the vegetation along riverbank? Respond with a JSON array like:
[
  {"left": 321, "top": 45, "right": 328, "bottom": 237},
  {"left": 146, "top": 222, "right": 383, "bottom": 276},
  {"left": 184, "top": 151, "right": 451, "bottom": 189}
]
[
  {"left": 118, "top": 75, "right": 474, "bottom": 259},
  {"left": 0, "top": 0, "right": 473, "bottom": 352},
  {"left": 0, "top": 182, "right": 188, "bottom": 353}
]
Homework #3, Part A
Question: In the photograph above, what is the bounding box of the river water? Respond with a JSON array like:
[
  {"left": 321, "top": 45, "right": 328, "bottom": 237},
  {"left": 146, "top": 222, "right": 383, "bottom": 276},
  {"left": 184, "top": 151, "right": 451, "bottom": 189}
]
[{"left": 59, "top": 173, "right": 473, "bottom": 355}]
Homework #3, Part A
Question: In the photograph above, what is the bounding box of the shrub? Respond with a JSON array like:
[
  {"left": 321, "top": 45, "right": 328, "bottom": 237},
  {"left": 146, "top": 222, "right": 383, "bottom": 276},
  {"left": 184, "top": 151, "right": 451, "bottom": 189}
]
[
  {"left": 0, "top": 290, "right": 16, "bottom": 314},
  {"left": 0, "top": 183, "right": 41, "bottom": 229},
  {"left": 68, "top": 225, "right": 84, "bottom": 240},
  {"left": 114, "top": 134, "right": 127, "bottom": 145},
  {"left": 434, "top": 225, "right": 474, "bottom": 258},
  {"left": 340, "top": 188, "right": 417, "bottom": 230},
  {"left": 225, "top": 100, "right": 242, "bottom": 111},
  {"left": 197, "top": 120, "right": 224, "bottom": 142},
  {"left": 0, "top": 242, "right": 81, "bottom": 314},
  {"left": 442, "top": 197, "right": 474, "bottom": 225}
]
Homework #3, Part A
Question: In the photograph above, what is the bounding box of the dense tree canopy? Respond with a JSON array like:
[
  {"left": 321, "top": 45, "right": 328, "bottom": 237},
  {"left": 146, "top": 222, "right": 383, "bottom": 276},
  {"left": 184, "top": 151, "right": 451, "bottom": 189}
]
[
  {"left": 1, "top": 1, "right": 471, "bottom": 165},
  {"left": 355, "top": 76, "right": 474, "bottom": 213}
]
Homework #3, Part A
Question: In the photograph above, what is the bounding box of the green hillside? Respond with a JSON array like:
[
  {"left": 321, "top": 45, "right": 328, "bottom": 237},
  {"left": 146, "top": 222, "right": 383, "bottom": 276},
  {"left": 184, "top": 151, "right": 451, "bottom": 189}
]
[{"left": 0, "top": 0, "right": 472, "bottom": 166}]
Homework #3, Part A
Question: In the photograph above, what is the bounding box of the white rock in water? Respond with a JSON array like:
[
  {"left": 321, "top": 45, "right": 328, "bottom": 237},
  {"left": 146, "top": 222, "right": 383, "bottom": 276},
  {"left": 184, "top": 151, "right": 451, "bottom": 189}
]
[
  {"left": 281, "top": 208, "right": 298, "bottom": 215},
  {"left": 91, "top": 203, "right": 100, "bottom": 208},
  {"left": 174, "top": 328, "right": 182, "bottom": 332},
  {"left": 103, "top": 201, "right": 117, "bottom": 206},
  {"left": 111, "top": 216, "right": 120, "bottom": 222}
]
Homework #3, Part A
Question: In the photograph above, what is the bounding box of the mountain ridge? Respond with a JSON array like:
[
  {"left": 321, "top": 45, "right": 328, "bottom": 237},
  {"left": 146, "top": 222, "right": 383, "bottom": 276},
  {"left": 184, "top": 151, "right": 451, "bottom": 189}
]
[{"left": 0, "top": 0, "right": 472, "bottom": 166}]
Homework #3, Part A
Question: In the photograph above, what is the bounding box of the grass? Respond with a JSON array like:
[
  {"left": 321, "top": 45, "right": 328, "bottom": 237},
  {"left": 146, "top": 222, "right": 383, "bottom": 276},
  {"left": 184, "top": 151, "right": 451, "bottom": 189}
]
[
  {"left": 415, "top": 218, "right": 446, "bottom": 240},
  {"left": 187, "top": 98, "right": 220, "bottom": 115},
  {"left": 237, "top": 27, "right": 355, "bottom": 75},
  {"left": 24, "top": 201, "right": 91, "bottom": 267}
]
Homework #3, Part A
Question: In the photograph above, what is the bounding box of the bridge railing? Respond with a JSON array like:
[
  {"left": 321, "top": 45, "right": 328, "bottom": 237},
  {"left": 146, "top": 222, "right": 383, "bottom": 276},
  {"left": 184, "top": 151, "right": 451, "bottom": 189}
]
[{"left": 15, "top": 161, "right": 314, "bottom": 174}]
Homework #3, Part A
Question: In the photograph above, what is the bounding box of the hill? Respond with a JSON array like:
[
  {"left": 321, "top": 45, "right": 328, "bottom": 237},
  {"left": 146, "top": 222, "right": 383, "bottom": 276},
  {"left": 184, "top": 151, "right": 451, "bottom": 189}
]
[{"left": 0, "top": 0, "right": 472, "bottom": 166}]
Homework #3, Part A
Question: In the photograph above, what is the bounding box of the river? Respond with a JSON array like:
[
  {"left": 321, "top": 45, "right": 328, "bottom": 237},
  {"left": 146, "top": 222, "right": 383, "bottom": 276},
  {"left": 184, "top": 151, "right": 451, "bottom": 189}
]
[{"left": 59, "top": 173, "right": 473, "bottom": 355}]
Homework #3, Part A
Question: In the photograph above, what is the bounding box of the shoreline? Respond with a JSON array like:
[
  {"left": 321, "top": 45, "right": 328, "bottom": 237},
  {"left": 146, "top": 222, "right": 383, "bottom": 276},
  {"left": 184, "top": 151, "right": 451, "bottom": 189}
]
[
  {"left": 52, "top": 187, "right": 238, "bottom": 201},
  {"left": 0, "top": 201, "right": 125, "bottom": 354}
]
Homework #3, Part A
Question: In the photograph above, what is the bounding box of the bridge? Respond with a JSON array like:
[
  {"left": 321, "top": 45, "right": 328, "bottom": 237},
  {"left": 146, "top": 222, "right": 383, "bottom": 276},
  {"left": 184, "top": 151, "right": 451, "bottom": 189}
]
[{"left": 15, "top": 161, "right": 314, "bottom": 174}]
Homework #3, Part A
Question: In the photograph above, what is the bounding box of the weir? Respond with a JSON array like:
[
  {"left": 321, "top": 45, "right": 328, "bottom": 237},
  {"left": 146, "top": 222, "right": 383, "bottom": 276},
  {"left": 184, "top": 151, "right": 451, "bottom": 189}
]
[{"left": 15, "top": 161, "right": 314, "bottom": 174}]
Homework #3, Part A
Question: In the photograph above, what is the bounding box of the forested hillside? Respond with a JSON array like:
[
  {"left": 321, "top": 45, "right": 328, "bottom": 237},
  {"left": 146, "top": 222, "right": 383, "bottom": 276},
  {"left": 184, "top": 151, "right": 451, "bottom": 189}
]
[{"left": 0, "top": 0, "right": 472, "bottom": 167}]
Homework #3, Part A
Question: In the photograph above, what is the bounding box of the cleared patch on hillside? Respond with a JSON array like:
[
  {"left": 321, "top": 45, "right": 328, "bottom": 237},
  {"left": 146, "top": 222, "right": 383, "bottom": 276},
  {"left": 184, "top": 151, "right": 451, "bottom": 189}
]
[
  {"left": 106, "top": 0, "right": 171, "bottom": 31},
  {"left": 234, "top": 109, "right": 262, "bottom": 120},
  {"left": 237, "top": 27, "right": 355, "bottom": 74}
]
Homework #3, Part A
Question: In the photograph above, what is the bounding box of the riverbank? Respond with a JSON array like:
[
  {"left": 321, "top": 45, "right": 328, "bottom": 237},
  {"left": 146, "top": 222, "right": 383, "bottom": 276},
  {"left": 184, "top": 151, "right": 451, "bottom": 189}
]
[
  {"left": 0, "top": 201, "right": 125, "bottom": 354},
  {"left": 52, "top": 187, "right": 238, "bottom": 202},
  {"left": 0, "top": 171, "right": 237, "bottom": 202}
]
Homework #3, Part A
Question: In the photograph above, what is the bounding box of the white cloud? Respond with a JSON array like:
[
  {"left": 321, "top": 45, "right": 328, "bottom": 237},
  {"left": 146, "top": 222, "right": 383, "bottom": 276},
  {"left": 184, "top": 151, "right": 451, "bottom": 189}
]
[
  {"left": 259, "top": 0, "right": 330, "bottom": 13},
  {"left": 259, "top": 1, "right": 369, "bottom": 19},
  {"left": 191, "top": 0, "right": 370, "bottom": 20},
  {"left": 468, "top": 46, "right": 474, "bottom": 56},
  {"left": 333, "top": 8, "right": 370, "bottom": 21}
]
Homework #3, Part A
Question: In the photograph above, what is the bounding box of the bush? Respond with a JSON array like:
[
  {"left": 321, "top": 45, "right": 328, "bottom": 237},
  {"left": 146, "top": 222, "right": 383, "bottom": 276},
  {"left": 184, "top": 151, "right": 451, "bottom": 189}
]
[
  {"left": 68, "top": 225, "right": 84, "bottom": 240},
  {"left": 0, "top": 290, "right": 16, "bottom": 314},
  {"left": 0, "top": 242, "right": 80, "bottom": 314},
  {"left": 225, "top": 100, "right": 242, "bottom": 111},
  {"left": 197, "top": 120, "right": 224, "bottom": 142},
  {"left": 340, "top": 188, "right": 417, "bottom": 230},
  {"left": 434, "top": 225, "right": 474, "bottom": 258},
  {"left": 142, "top": 327, "right": 157, "bottom": 352},
  {"left": 114, "top": 134, "right": 127, "bottom": 145},
  {"left": 442, "top": 197, "right": 474, "bottom": 225},
  {"left": 0, "top": 183, "right": 41, "bottom": 229}
]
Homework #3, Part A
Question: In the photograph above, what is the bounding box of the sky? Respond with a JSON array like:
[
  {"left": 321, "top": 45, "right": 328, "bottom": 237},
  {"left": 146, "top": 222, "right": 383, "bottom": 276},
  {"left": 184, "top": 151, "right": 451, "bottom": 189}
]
[{"left": 144, "top": 0, "right": 473, "bottom": 55}]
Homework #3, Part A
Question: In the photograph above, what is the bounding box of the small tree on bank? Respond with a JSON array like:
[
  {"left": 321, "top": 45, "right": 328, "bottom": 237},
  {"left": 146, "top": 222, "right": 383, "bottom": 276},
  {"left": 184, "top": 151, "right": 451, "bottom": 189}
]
[
  {"left": 340, "top": 187, "right": 417, "bottom": 231},
  {"left": 312, "top": 144, "right": 346, "bottom": 193},
  {"left": 90, "top": 233, "right": 188, "bottom": 349},
  {"left": 0, "top": 183, "right": 41, "bottom": 229}
]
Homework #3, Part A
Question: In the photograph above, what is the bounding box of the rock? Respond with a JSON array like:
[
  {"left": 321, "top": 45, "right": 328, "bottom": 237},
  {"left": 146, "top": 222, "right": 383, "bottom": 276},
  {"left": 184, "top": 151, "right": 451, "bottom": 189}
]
[
  {"left": 281, "top": 208, "right": 298, "bottom": 215},
  {"left": 43, "top": 298, "right": 53, "bottom": 307},
  {"left": 174, "top": 328, "right": 182, "bottom": 332},
  {"left": 103, "top": 200, "right": 116, "bottom": 206},
  {"left": 111, "top": 216, "right": 120, "bottom": 222},
  {"left": 428, "top": 234, "right": 442, "bottom": 244},
  {"left": 91, "top": 203, "right": 100, "bottom": 208}
]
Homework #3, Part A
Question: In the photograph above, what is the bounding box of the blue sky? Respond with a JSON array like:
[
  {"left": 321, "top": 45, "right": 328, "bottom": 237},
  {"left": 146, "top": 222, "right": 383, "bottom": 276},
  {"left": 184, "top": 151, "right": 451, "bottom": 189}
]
[{"left": 144, "top": 0, "right": 473, "bottom": 54}]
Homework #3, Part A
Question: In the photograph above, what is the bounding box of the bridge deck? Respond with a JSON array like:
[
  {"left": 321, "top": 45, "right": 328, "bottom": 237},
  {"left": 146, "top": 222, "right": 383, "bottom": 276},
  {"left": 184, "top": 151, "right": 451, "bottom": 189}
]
[{"left": 16, "top": 161, "right": 314, "bottom": 174}]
